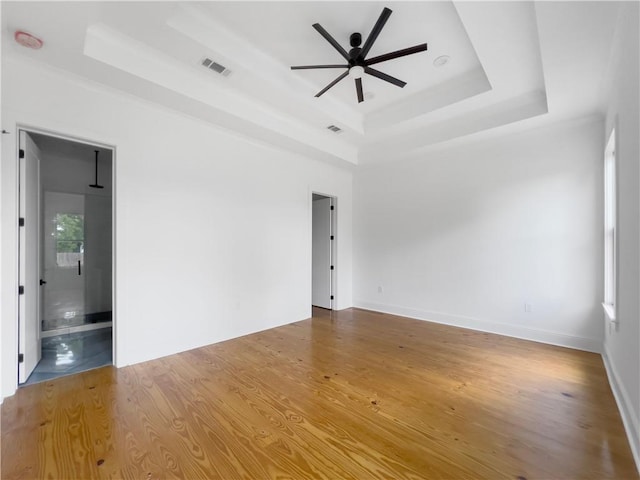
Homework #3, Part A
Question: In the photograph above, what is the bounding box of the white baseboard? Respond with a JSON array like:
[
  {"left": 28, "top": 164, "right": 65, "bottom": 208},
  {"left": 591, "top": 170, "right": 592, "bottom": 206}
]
[
  {"left": 354, "top": 300, "right": 602, "bottom": 353},
  {"left": 602, "top": 345, "right": 640, "bottom": 474}
]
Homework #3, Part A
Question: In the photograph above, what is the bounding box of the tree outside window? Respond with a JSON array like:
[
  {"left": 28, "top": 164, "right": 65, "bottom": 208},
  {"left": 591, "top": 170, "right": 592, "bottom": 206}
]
[{"left": 55, "top": 213, "right": 84, "bottom": 267}]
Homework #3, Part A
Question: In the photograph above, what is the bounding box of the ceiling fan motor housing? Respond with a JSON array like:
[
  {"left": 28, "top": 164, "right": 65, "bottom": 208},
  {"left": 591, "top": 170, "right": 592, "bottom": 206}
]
[{"left": 349, "top": 47, "right": 363, "bottom": 65}]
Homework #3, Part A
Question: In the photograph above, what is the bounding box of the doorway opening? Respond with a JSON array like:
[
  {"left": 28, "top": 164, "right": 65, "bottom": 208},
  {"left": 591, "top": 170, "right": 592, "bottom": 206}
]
[
  {"left": 312, "top": 193, "right": 336, "bottom": 310},
  {"left": 18, "top": 129, "right": 114, "bottom": 385}
]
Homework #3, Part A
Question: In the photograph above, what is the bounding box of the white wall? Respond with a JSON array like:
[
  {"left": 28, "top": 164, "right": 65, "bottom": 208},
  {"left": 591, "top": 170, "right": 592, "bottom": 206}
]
[
  {"left": 354, "top": 117, "right": 604, "bottom": 352},
  {"left": 1, "top": 55, "right": 353, "bottom": 399},
  {"left": 601, "top": 1, "right": 640, "bottom": 467}
]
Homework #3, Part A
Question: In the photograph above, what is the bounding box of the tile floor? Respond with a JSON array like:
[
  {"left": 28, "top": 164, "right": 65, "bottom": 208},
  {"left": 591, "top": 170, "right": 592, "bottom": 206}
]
[{"left": 24, "top": 327, "right": 112, "bottom": 385}]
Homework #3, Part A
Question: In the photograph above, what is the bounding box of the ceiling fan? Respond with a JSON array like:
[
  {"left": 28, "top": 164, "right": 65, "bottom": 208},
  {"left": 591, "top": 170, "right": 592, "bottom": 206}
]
[{"left": 291, "top": 7, "right": 428, "bottom": 103}]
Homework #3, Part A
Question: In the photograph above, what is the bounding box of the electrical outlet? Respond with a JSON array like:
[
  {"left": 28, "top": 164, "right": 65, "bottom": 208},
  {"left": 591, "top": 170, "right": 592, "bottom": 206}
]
[
  {"left": 524, "top": 303, "right": 533, "bottom": 313},
  {"left": 377, "top": 286, "right": 383, "bottom": 294}
]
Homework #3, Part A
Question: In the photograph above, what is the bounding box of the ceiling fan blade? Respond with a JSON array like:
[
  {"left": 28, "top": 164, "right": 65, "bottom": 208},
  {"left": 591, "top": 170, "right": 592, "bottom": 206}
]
[
  {"left": 364, "top": 66, "right": 406, "bottom": 88},
  {"left": 366, "top": 43, "right": 428, "bottom": 66},
  {"left": 291, "top": 64, "right": 349, "bottom": 70},
  {"left": 355, "top": 77, "right": 364, "bottom": 103},
  {"left": 360, "top": 7, "right": 392, "bottom": 59},
  {"left": 315, "top": 70, "right": 349, "bottom": 97},
  {"left": 312, "top": 23, "right": 350, "bottom": 61}
]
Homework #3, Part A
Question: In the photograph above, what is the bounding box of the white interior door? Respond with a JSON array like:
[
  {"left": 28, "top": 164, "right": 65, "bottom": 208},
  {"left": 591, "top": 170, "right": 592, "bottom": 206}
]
[
  {"left": 312, "top": 196, "right": 332, "bottom": 309},
  {"left": 43, "top": 191, "right": 85, "bottom": 329},
  {"left": 18, "top": 131, "right": 42, "bottom": 383}
]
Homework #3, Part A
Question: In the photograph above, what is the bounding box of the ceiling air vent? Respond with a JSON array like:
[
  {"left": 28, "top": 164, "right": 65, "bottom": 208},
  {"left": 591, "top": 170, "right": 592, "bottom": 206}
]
[
  {"left": 201, "top": 58, "right": 231, "bottom": 77},
  {"left": 326, "top": 125, "right": 342, "bottom": 134}
]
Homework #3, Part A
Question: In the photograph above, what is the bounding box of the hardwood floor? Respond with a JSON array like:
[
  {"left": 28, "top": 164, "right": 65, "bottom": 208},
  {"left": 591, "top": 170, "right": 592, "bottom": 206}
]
[{"left": 2, "top": 307, "right": 638, "bottom": 479}]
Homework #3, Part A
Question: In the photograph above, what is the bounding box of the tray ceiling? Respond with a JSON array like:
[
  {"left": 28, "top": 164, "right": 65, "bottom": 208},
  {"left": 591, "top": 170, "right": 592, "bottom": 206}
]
[{"left": 1, "top": 2, "right": 622, "bottom": 166}]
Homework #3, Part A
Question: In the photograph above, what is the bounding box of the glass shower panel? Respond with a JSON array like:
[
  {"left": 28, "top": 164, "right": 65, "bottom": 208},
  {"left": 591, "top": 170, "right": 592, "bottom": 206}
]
[
  {"left": 43, "top": 192, "right": 86, "bottom": 330},
  {"left": 84, "top": 193, "right": 113, "bottom": 323}
]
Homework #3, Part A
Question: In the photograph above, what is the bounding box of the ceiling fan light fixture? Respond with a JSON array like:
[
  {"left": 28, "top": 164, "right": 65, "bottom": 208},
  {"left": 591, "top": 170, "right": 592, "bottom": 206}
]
[{"left": 348, "top": 65, "right": 364, "bottom": 79}]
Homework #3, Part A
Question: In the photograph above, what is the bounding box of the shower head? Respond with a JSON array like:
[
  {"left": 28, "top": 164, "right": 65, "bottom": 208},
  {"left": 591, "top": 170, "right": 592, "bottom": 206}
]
[{"left": 89, "top": 150, "right": 104, "bottom": 189}]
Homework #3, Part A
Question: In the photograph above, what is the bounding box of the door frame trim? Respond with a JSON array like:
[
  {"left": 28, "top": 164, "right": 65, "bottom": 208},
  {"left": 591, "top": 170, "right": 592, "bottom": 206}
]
[
  {"left": 16, "top": 125, "right": 117, "bottom": 383},
  {"left": 311, "top": 191, "right": 337, "bottom": 310}
]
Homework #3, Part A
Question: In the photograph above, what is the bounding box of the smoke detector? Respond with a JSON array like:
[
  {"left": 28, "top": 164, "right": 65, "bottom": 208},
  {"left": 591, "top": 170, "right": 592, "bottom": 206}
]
[
  {"left": 433, "top": 55, "right": 451, "bottom": 68},
  {"left": 15, "top": 30, "right": 43, "bottom": 50}
]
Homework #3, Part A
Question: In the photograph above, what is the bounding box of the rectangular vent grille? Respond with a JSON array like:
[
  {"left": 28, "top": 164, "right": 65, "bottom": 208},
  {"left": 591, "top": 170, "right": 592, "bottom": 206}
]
[
  {"left": 326, "top": 125, "right": 342, "bottom": 133},
  {"left": 201, "top": 58, "right": 231, "bottom": 77}
]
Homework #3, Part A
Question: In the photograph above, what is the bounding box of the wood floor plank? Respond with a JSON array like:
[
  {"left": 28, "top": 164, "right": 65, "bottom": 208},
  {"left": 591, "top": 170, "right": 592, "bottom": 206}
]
[{"left": 2, "top": 307, "right": 638, "bottom": 479}]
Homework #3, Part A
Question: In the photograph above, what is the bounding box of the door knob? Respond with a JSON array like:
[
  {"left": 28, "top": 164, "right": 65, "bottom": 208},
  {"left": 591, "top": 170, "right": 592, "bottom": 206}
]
[{"left": 39, "top": 279, "right": 47, "bottom": 285}]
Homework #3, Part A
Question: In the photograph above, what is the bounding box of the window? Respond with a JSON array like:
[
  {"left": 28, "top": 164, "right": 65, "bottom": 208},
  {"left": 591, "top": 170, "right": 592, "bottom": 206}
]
[
  {"left": 55, "top": 213, "right": 84, "bottom": 267},
  {"left": 603, "top": 129, "right": 616, "bottom": 321}
]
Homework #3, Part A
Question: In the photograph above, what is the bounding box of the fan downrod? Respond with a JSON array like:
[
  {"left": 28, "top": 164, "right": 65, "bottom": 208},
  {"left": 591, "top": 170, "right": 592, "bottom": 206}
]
[{"left": 350, "top": 32, "right": 362, "bottom": 47}]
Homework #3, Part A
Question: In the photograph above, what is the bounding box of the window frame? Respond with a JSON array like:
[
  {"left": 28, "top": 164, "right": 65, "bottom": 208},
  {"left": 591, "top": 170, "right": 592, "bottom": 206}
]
[{"left": 603, "top": 128, "right": 616, "bottom": 322}]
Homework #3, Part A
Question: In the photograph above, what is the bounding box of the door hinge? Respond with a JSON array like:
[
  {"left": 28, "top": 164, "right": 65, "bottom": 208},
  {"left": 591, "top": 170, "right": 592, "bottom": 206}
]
[
  {"left": 330, "top": 295, "right": 334, "bottom": 300},
  {"left": 18, "top": 353, "right": 24, "bottom": 363},
  {"left": 330, "top": 265, "right": 334, "bottom": 270},
  {"left": 19, "top": 217, "right": 25, "bottom": 227},
  {"left": 330, "top": 235, "right": 334, "bottom": 240},
  {"left": 19, "top": 149, "right": 24, "bottom": 159},
  {"left": 18, "top": 285, "right": 24, "bottom": 295},
  {"left": 330, "top": 205, "right": 334, "bottom": 211}
]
